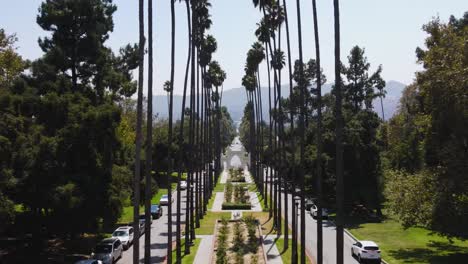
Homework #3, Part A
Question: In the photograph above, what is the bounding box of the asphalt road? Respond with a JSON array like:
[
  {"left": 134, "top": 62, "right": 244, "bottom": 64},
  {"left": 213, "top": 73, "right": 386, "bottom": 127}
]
[
  {"left": 279, "top": 192, "right": 359, "bottom": 264},
  {"left": 263, "top": 168, "right": 360, "bottom": 264},
  {"left": 119, "top": 189, "right": 187, "bottom": 264}
]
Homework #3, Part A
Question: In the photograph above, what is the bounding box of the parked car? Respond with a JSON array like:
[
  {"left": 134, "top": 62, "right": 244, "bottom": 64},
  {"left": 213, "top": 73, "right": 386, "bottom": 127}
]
[
  {"left": 112, "top": 226, "right": 134, "bottom": 250},
  {"left": 151, "top": 204, "right": 163, "bottom": 219},
  {"left": 305, "top": 198, "right": 316, "bottom": 211},
  {"left": 179, "top": 180, "right": 188, "bottom": 190},
  {"left": 75, "top": 260, "right": 102, "bottom": 264},
  {"left": 138, "top": 220, "right": 145, "bottom": 235},
  {"left": 159, "top": 194, "right": 173, "bottom": 205},
  {"left": 91, "top": 238, "right": 123, "bottom": 264},
  {"left": 351, "top": 240, "right": 381, "bottom": 263},
  {"left": 310, "top": 205, "right": 328, "bottom": 219},
  {"left": 139, "top": 214, "right": 153, "bottom": 226}
]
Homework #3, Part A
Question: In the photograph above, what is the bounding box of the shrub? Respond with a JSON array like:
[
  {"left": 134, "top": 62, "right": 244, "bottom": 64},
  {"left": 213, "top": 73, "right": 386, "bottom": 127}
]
[
  {"left": 221, "top": 203, "right": 252, "bottom": 210},
  {"left": 225, "top": 183, "right": 233, "bottom": 203}
]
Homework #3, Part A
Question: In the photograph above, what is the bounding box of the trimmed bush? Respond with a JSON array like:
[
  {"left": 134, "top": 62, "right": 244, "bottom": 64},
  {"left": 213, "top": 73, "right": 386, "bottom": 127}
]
[{"left": 221, "top": 203, "right": 252, "bottom": 210}]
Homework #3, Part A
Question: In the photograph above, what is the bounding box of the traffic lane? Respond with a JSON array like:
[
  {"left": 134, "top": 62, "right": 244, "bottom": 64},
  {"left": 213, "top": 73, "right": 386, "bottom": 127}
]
[
  {"left": 119, "top": 190, "right": 187, "bottom": 264},
  {"left": 280, "top": 192, "right": 359, "bottom": 264}
]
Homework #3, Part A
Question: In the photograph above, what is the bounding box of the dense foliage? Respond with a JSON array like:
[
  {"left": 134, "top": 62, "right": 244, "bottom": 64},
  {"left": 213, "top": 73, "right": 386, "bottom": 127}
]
[{"left": 384, "top": 13, "right": 468, "bottom": 238}]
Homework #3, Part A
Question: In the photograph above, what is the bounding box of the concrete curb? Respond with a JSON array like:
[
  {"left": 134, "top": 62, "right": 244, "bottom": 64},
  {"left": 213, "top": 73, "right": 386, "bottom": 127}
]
[
  {"left": 257, "top": 220, "right": 269, "bottom": 264},
  {"left": 210, "top": 220, "right": 219, "bottom": 264}
]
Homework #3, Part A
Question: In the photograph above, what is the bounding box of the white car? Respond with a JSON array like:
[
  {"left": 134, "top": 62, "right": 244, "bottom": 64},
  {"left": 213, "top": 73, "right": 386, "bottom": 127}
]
[
  {"left": 159, "top": 194, "right": 173, "bottom": 205},
  {"left": 351, "top": 240, "right": 381, "bottom": 263},
  {"left": 180, "top": 180, "right": 187, "bottom": 190},
  {"left": 310, "top": 205, "right": 329, "bottom": 219},
  {"left": 112, "top": 226, "right": 134, "bottom": 250}
]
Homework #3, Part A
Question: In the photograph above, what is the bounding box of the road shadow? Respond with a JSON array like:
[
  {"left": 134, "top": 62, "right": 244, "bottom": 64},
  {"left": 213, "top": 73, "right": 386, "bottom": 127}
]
[
  {"left": 150, "top": 242, "right": 168, "bottom": 250},
  {"left": 159, "top": 232, "right": 177, "bottom": 237}
]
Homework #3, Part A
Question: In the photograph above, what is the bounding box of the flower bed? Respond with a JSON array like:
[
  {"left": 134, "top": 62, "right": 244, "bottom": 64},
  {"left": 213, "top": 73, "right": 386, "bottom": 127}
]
[
  {"left": 227, "top": 168, "right": 246, "bottom": 183},
  {"left": 213, "top": 217, "right": 266, "bottom": 264},
  {"left": 222, "top": 183, "right": 251, "bottom": 210}
]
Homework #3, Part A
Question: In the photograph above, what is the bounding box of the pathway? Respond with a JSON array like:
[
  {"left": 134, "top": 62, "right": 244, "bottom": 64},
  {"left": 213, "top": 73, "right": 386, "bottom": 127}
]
[
  {"left": 193, "top": 235, "right": 214, "bottom": 264},
  {"left": 263, "top": 235, "right": 284, "bottom": 264}
]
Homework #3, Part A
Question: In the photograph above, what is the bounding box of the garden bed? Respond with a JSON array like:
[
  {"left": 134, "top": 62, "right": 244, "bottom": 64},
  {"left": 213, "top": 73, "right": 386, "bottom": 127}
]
[
  {"left": 212, "top": 217, "right": 266, "bottom": 264},
  {"left": 227, "top": 168, "right": 246, "bottom": 183},
  {"left": 222, "top": 183, "right": 251, "bottom": 210}
]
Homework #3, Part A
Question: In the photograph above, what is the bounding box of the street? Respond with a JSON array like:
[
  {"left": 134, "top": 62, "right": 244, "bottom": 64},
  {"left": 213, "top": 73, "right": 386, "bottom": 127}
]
[{"left": 119, "top": 190, "right": 187, "bottom": 264}]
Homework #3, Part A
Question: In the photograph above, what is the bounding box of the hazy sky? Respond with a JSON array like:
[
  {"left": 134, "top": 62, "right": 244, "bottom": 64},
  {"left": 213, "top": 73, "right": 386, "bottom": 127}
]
[{"left": 1, "top": 0, "right": 466, "bottom": 95}]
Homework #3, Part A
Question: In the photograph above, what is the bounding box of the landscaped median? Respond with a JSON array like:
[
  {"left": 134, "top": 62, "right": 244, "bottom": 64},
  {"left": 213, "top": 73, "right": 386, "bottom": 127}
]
[
  {"left": 221, "top": 183, "right": 252, "bottom": 210},
  {"left": 227, "top": 167, "right": 246, "bottom": 183},
  {"left": 213, "top": 216, "right": 266, "bottom": 264}
]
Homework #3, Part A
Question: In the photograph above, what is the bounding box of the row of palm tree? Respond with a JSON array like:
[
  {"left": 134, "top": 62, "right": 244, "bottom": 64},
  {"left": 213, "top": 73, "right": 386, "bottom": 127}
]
[
  {"left": 132, "top": 0, "right": 343, "bottom": 263},
  {"left": 132, "top": 0, "right": 227, "bottom": 263},
  {"left": 244, "top": 1, "right": 344, "bottom": 264}
]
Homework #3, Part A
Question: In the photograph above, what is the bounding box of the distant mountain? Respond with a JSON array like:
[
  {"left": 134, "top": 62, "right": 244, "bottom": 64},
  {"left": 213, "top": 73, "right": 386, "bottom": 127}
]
[{"left": 152, "top": 80, "right": 406, "bottom": 122}]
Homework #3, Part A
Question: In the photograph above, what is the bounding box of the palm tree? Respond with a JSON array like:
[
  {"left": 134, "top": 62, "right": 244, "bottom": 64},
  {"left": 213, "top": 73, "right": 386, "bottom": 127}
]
[
  {"left": 167, "top": 0, "right": 176, "bottom": 262},
  {"left": 133, "top": 0, "right": 145, "bottom": 262},
  {"left": 207, "top": 61, "right": 226, "bottom": 185},
  {"left": 176, "top": 0, "right": 192, "bottom": 261},
  {"left": 282, "top": 0, "right": 294, "bottom": 252},
  {"left": 294, "top": 0, "right": 307, "bottom": 262},
  {"left": 311, "top": 1, "right": 323, "bottom": 263},
  {"left": 144, "top": 0, "right": 154, "bottom": 263},
  {"left": 334, "top": 1, "right": 344, "bottom": 264}
]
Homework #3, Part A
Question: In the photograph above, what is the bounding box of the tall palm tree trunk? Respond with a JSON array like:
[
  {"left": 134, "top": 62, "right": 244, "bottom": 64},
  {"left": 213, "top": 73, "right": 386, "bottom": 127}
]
[
  {"left": 282, "top": 0, "right": 294, "bottom": 253},
  {"left": 177, "top": 0, "right": 192, "bottom": 260},
  {"left": 133, "top": 0, "right": 145, "bottom": 262},
  {"left": 167, "top": 0, "right": 176, "bottom": 262},
  {"left": 311, "top": 1, "right": 324, "bottom": 263},
  {"left": 144, "top": 0, "right": 154, "bottom": 262},
  {"left": 266, "top": 42, "right": 273, "bottom": 218},
  {"left": 295, "top": 0, "right": 306, "bottom": 262},
  {"left": 334, "top": 1, "right": 344, "bottom": 264}
]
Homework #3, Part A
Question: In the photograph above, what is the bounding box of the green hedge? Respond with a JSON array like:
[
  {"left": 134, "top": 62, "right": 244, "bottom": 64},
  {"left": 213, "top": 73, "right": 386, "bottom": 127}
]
[
  {"left": 222, "top": 203, "right": 252, "bottom": 210},
  {"left": 227, "top": 177, "right": 246, "bottom": 183}
]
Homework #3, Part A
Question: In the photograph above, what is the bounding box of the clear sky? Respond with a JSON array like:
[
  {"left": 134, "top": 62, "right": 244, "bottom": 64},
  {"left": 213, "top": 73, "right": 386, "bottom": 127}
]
[{"left": 1, "top": 0, "right": 466, "bottom": 95}]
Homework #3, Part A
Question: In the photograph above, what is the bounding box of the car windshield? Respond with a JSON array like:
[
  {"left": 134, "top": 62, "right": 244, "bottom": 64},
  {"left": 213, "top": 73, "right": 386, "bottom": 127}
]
[
  {"left": 151, "top": 205, "right": 159, "bottom": 210},
  {"left": 95, "top": 244, "right": 112, "bottom": 253},
  {"left": 113, "top": 231, "right": 127, "bottom": 237},
  {"left": 139, "top": 215, "right": 146, "bottom": 220},
  {"left": 364, "top": 246, "right": 379, "bottom": 250},
  {"left": 161, "top": 195, "right": 168, "bottom": 199}
]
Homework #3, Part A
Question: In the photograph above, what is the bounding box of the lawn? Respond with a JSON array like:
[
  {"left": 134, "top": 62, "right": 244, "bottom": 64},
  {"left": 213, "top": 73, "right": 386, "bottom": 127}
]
[
  {"left": 170, "top": 238, "right": 201, "bottom": 264},
  {"left": 347, "top": 217, "right": 468, "bottom": 264},
  {"left": 275, "top": 237, "right": 313, "bottom": 264},
  {"left": 196, "top": 212, "right": 230, "bottom": 235},
  {"left": 118, "top": 181, "right": 178, "bottom": 224}
]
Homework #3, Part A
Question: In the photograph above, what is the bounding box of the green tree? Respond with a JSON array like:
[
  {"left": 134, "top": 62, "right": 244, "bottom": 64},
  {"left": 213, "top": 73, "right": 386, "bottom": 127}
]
[
  {"left": 385, "top": 13, "right": 468, "bottom": 238},
  {"left": 0, "top": 29, "right": 27, "bottom": 88}
]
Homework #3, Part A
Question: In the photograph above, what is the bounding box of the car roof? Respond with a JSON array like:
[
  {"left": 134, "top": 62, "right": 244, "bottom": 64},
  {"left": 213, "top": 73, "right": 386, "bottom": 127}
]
[
  {"left": 116, "top": 226, "right": 132, "bottom": 230},
  {"left": 359, "top": 241, "right": 378, "bottom": 247},
  {"left": 162, "top": 194, "right": 168, "bottom": 197},
  {"left": 101, "top": 238, "right": 119, "bottom": 244}
]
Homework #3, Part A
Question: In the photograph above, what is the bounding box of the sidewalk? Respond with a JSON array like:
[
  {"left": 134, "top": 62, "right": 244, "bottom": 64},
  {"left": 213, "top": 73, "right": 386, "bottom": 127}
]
[
  {"left": 263, "top": 235, "right": 284, "bottom": 264},
  {"left": 193, "top": 235, "right": 214, "bottom": 264}
]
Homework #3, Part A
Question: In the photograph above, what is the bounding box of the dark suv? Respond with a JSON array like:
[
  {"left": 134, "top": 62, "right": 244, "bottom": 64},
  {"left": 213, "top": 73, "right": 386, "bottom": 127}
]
[{"left": 151, "top": 204, "right": 163, "bottom": 219}]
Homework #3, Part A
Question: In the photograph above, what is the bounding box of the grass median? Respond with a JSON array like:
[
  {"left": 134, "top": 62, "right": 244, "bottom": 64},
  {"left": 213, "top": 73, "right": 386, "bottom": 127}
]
[{"left": 171, "top": 238, "right": 202, "bottom": 264}]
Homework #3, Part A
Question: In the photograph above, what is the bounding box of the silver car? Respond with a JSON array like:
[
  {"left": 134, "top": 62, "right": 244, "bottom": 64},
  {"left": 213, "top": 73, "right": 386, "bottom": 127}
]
[{"left": 91, "top": 238, "right": 123, "bottom": 264}]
